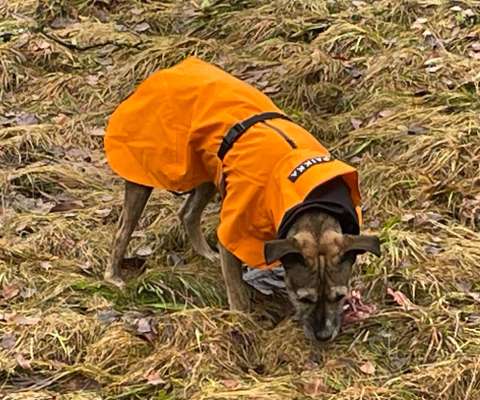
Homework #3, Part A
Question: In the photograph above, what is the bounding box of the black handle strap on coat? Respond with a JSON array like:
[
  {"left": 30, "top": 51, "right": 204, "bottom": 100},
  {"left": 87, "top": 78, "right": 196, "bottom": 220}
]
[{"left": 217, "top": 112, "right": 292, "bottom": 161}]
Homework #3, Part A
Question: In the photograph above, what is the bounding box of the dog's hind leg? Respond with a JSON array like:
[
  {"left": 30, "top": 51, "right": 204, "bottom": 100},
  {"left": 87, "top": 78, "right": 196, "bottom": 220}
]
[
  {"left": 105, "top": 180, "right": 152, "bottom": 288},
  {"left": 178, "top": 182, "right": 218, "bottom": 261},
  {"left": 219, "top": 244, "right": 251, "bottom": 312}
]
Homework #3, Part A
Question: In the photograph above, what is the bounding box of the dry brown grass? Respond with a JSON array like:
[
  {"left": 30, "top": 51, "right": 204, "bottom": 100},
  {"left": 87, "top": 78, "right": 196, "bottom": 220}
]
[{"left": 1, "top": 0, "right": 480, "bottom": 398}]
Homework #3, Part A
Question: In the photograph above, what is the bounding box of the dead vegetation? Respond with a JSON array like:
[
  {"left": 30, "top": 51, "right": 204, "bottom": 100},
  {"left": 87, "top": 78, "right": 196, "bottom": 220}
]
[{"left": 1, "top": 0, "right": 480, "bottom": 398}]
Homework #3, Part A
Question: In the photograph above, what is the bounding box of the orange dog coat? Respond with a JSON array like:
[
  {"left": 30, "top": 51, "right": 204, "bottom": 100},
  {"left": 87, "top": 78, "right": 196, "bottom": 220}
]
[{"left": 105, "top": 57, "right": 362, "bottom": 268}]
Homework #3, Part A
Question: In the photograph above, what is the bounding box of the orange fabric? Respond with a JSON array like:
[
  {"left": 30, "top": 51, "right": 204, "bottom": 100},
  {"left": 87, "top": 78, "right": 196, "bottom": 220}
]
[{"left": 105, "top": 56, "right": 362, "bottom": 269}]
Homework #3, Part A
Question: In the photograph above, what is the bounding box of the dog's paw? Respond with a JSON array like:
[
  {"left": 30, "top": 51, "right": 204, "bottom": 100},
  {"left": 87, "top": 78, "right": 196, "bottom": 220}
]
[{"left": 104, "top": 273, "right": 126, "bottom": 290}]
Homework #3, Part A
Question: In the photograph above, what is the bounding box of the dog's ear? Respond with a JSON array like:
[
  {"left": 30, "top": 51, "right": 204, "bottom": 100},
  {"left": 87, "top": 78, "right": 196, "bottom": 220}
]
[
  {"left": 264, "top": 238, "right": 302, "bottom": 264},
  {"left": 343, "top": 234, "right": 381, "bottom": 257}
]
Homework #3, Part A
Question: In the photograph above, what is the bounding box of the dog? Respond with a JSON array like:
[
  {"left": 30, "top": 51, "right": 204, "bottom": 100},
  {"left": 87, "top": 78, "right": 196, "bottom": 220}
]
[{"left": 103, "top": 57, "right": 381, "bottom": 342}]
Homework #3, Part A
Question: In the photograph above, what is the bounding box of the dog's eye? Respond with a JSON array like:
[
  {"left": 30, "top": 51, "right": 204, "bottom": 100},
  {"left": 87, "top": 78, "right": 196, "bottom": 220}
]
[
  {"left": 298, "top": 297, "right": 316, "bottom": 305},
  {"left": 334, "top": 293, "right": 346, "bottom": 302}
]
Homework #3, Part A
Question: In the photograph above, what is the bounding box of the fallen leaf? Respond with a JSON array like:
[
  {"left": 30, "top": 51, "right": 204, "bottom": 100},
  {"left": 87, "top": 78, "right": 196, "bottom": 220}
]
[
  {"left": 90, "top": 127, "right": 105, "bottom": 136},
  {"left": 95, "top": 208, "right": 112, "bottom": 217},
  {"left": 359, "top": 361, "right": 375, "bottom": 375},
  {"left": 468, "top": 51, "right": 480, "bottom": 60},
  {"left": 349, "top": 68, "right": 363, "bottom": 79},
  {"left": 411, "top": 17, "right": 428, "bottom": 30},
  {"left": 15, "top": 221, "right": 33, "bottom": 235},
  {"left": 2, "top": 283, "right": 20, "bottom": 300},
  {"left": 50, "top": 16, "right": 73, "bottom": 29},
  {"left": 136, "top": 245, "right": 153, "bottom": 257},
  {"left": 401, "top": 213, "right": 415, "bottom": 222},
  {"left": 52, "top": 113, "right": 68, "bottom": 125},
  {"left": 424, "top": 244, "right": 442, "bottom": 256},
  {"left": 36, "top": 40, "right": 51, "bottom": 50},
  {"left": 1, "top": 333, "right": 16, "bottom": 350},
  {"left": 471, "top": 43, "right": 480, "bottom": 52},
  {"left": 303, "top": 377, "right": 327, "bottom": 396},
  {"left": 166, "top": 251, "right": 184, "bottom": 267},
  {"left": 455, "top": 280, "right": 473, "bottom": 293},
  {"left": 50, "top": 199, "right": 84, "bottom": 213},
  {"left": 378, "top": 109, "right": 394, "bottom": 118},
  {"left": 137, "top": 317, "right": 153, "bottom": 333},
  {"left": 131, "top": 7, "right": 143, "bottom": 15},
  {"left": 222, "top": 379, "right": 240, "bottom": 389},
  {"left": 450, "top": 6, "right": 462, "bottom": 12},
  {"left": 15, "top": 112, "right": 38, "bottom": 126},
  {"left": 15, "top": 353, "right": 32, "bottom": 370},
  {"left": 350, "top": 118, "right": 362, "bottom": 130},
  {"left": 407, "top": 125, "right": 427, "bottom": 135},
  {"left": 342, "top": 290, "right": 377, "bottom": 325},
  {"left": 145, "top": 370, "right": 165, "bottom": 385},
  {"left": 86, "top": 75, "right": 99, "bottom": 85},
  {"left": 387, "top": 287, "right": 416, "bottom": 311},
  {"left": 11, "top": 315, "right": 41, "bottom": 326},
  {"left": 78, "top": 261, "right": 93, "bottom": 274},
  {"left": 115, "top": 23, "right": 128, "bottom": 32},
  {"left": 20, "top": 287, "right": 37, "bottom": 299},
  {"left": 97, "top": 309, "right": 121, "bottom": 324},
  {"left": 134, "top": 22, "right": 150, "bottom": 32},
  {"left": 426, "top": 64, "right": 442, "bottom": 73},
  {"left": 40, "top": 261, "right": 53, "bottom": 271},
  {"left": 463, "top": 9, "right": 475, "bottom": 18}
]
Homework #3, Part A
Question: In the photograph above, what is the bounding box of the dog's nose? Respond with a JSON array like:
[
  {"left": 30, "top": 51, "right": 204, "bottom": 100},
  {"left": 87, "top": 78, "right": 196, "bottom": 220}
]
[{"left": 315, "top": 330, "right": 333, "bottom": 342}]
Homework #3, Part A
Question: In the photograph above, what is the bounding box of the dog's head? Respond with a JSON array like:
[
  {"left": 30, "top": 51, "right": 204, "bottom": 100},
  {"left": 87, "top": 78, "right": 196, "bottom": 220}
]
[{"left": 265, "top": 213, "right": 380, "bottom": 342}]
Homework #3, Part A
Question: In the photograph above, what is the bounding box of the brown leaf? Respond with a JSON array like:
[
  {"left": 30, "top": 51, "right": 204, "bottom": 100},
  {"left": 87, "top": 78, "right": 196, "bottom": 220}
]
[
  {"left": 342, "top": 290, "right": 377, "bottom": 325},
  {"left": 407, "top": 125, "right": 427, "bottom": 135},
  {"left": 86, "top": 75, "right": 99, "bottom": 85},
  {"left": 40, "top": 261, "right": 53, "bottom": 271},
  {"left": 411, "top": 18, "right": 426, "bottom": 30},
  {"left": 52, "top": 113, "right": 69, "bottom": 125},
  {"left": 2, "top": 283, "right": 20, "bottom": 300},
  {"left": 426, "top": 64, "right": 442, "bottom": 73},
  {"left": 15, "top": 353, "right": 32, "bottom": 370},
  {"left": 378, "top": 109, "right": 394, "bottom": 118},
  {"left": 95, "top": 208, "right": 112, "bottom": 217},
  {"left": 136, "top": 245, "right": 153, "bottom": 257},
  {"left": 387, "top": 288, "right": 416, "bottom": 311},
  {"left": 15, "top": 112, "right": 38, "bottom": 126},
  {"left": 90, "top": 127, "right": 105, "bottom": 136},
  {"left": 359, "top": 361, "right": 375, "bottom": 375},
  {"left": 303, "top": 377, "right": 327, "bottom": 397},
  {"left": 134, "top": 22, "right": 150, "bottom": 32},
  {"left": 468, "top": 51, "right": 480, "bottom": 60},
  {"left": 350, "top": 118, "right": 362, "bottom": 130},
  {"left": 50, "top": 199, "right": 84, "bottom": 213},
  {"left": 401, "top": 213, "right": 415, "bottom": 222},
  {"left": 1, "top": 333, "right": 16, "bottom": 350},
  {"left": 137, "top": 317, "right": 153, "bottom": 334},
  {"left": 11, "top": 315, "right": 41, "bottom": 326},
  {"left": 145, "top": 370, "right": 165, "bottom": 385},
  {"left": 222, "top": 379, "right": 240, "bottom": 389},
  {"left": 36, "top": 40, "right": 51, "bottom": 50},
  {"left": 131, "top": 7, "right": 143, "bottom": 15}
]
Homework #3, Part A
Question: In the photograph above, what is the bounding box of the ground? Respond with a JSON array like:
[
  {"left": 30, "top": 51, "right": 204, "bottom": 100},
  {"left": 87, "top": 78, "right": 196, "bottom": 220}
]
[{"left": 1, "top": 0, "right": 480, "bottom": 399}]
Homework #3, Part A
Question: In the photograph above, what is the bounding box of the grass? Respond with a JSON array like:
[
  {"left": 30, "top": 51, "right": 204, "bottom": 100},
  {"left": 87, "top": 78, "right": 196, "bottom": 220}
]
[{"left": 1, "top": 0, "right": 480, "bottom": 398}]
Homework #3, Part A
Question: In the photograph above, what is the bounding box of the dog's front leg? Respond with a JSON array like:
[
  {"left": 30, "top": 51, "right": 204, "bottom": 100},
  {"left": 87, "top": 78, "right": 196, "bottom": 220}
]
[
  {"left": 219, "top": 244, "right": 251, "bottom": 312},
  {"left": 105, "top": 180, "right": 152, "bottom": 288}
]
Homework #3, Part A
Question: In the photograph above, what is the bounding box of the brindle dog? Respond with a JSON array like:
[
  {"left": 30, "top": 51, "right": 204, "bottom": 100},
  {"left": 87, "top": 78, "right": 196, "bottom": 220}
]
[{"left": 105, "top": 180, "right": 380, "bottom": 342}]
